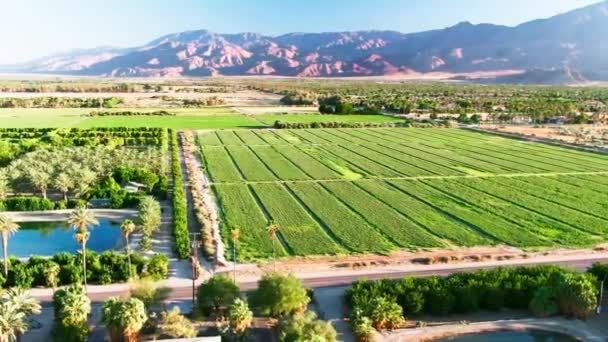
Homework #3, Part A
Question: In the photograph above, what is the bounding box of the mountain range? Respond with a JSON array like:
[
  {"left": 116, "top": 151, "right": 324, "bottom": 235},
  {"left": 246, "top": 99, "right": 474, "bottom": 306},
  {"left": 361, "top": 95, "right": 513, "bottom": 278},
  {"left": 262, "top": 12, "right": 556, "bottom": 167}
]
[{"left": 6, "top": 1, "right": 608, "bottom": 82}]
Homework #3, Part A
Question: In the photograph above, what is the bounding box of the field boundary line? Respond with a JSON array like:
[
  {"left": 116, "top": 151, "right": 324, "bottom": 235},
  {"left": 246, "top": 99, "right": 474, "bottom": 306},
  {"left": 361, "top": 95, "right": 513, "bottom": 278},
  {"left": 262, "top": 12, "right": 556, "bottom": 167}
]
[{"left": 208, "top": 171, "right": 608, "bottom": 185}]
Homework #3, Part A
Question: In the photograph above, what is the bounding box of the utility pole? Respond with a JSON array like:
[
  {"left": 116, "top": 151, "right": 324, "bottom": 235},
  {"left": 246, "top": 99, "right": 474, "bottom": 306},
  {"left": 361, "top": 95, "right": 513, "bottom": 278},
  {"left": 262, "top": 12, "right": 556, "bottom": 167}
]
[
  {"left": 597, "top": 274, "right": 607, "bottom": 315},
  {"left": 190, "top": 232, "right": 201, "bottom": 313}
]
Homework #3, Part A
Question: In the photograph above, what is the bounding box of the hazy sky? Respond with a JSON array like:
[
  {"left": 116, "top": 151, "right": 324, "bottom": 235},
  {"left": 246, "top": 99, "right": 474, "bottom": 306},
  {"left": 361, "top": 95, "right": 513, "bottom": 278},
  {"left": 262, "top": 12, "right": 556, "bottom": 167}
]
[{"left": 0, "top": 0, "right": 600, "bottom": 64}]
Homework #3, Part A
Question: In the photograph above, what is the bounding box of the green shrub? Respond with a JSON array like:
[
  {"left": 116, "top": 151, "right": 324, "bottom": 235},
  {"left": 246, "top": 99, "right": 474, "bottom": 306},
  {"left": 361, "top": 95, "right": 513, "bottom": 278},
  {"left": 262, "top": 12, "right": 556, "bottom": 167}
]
[
  {"left": 529, "top": 287, "right": 559, "bottom": 317},
  {"left": 196, "top": 275, "right": 240, "bottom": 316},
  {"left": 59, "top": 265, "right": 82, "bottom": 286},
  {"left": 249, "top": 273, "right": 310, "bottom": 318},
  {"left": 144, "top": 254, "right": 169, "bottom": 280}
]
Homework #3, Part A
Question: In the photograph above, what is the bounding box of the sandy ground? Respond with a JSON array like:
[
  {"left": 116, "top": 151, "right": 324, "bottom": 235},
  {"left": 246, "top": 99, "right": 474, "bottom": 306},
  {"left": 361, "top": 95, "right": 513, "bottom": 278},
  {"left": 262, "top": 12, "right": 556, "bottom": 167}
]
[
  {"left": 219, "top": 244, "right": 608, "bottom": 284},
  {"left": 4, "top": 209, "right": 137, "bottom": 222},
  {"left": 233, "top": 105, "right": 318, "bottom": 115},
  {"left": 482, "top": 124, "right": 608, "bottom": 148},
  {"left": 0, "top": 89, "right": 281, "bottom": 107},
  {"left": 382, "top": 317, "right": 606, "bottom": 341}
]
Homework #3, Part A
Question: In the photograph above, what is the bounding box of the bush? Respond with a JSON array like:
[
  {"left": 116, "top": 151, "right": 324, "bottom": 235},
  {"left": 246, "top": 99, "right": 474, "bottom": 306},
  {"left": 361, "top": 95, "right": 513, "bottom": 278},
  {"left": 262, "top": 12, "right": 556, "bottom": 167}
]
[
  {"left": 368, "top": 297, "right": 404, "bottom": 330},
  {"left": 2, "top": 251, "right": 165, "bottom": 289},
  {"left": 530, "top": 287, "right": 559, "bottom": 317},
  {"left": 555, "top": 273, "right": 598, "bottom": 319},
  {"left": 196, "top": 275, "right": 240, "bottom": 316},
  {"left": 52, "top": 285, "right": 91, "bottom": 342},
  {"left": 278, "top": 311, "right": 337, "bottom": 342},
  {"left": 159, "top": 307, "right": 198, "bottom": 338},
  {"left": 249, "top": 273, "right": 310, "bottom": 318},
  {"left": 1, "top": 196, "right": 55, "bottom": 211},
  {"left": 144, "top": 254, "right": 169, "bottom": 280},
  {"left": 8, "top": 263, "right": 34, "bottom": 288}
]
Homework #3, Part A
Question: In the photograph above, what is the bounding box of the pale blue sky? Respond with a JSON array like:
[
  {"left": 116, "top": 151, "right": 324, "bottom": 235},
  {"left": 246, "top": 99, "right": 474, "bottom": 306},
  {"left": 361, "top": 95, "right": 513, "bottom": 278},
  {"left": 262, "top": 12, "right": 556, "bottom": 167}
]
[{"left": 0, "top": 0, "right": 600, "bottom": 63}]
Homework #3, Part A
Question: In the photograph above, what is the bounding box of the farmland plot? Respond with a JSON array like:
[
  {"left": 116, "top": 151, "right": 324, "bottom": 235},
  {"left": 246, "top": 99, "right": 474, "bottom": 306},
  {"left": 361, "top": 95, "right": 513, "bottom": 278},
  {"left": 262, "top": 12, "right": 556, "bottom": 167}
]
[{"left": 199, "top": 128, "right": 608, "bottom": 260}]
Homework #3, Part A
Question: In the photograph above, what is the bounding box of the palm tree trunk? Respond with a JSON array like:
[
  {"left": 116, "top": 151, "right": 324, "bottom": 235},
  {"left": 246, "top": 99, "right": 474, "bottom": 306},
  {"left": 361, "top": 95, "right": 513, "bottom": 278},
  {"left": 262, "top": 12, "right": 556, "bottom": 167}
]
[
  {"left": 82, "top": 242, "right": 87, "bottom": 292},
  {"left": 126, "top": 235, "right": 132, "bottom": 280},
  {"left": 233, "top": 238, "right": 237, "bottom": 283},
  {"left": 42, "top": 188, "right": 47, "bottom": 199},
  {"left": 272, "top": 238, "right": 276, "bottom": 272},
  {"left": 2, "top": 233, "right": 7, "bottom": 277},
  {"left": 63, "top": 191, "right": 68, "bottom": 201}
]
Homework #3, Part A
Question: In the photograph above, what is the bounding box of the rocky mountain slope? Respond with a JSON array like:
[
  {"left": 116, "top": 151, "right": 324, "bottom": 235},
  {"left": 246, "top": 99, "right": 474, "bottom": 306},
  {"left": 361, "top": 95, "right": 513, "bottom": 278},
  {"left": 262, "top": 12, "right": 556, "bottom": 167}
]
[{"left": 8, "top": 1, "right": 608, "bottom": 81}]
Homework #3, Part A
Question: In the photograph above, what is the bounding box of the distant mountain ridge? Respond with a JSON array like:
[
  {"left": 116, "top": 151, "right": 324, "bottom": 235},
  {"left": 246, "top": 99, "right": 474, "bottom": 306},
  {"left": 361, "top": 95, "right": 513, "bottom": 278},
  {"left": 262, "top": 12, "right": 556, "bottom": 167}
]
[{"left": 6, "top": 1, "right": 608, "bottom": 82}]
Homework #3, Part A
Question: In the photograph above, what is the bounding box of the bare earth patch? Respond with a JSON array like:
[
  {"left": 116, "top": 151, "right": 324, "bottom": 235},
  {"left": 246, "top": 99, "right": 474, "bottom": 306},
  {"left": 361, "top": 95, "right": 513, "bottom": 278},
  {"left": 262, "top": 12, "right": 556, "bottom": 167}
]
[
  {"left": 222, "top": 244, "right": 608, "bottom": 284},
  {"left": 481, "top": 124, "right": 608, "bottom": 149}
]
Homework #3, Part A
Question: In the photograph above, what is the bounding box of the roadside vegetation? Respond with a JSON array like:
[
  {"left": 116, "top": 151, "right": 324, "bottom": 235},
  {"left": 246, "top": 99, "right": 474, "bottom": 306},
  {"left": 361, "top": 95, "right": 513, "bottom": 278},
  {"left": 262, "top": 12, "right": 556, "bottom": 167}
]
[{"left": 346, "top": 264, "right": 604, "bottom": 338}]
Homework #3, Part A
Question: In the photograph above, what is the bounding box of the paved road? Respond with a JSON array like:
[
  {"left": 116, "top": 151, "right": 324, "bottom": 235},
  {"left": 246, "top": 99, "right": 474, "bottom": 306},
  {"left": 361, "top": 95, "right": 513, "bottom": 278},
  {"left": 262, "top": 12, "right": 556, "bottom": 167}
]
[{"left": 35, "top": 256, "right": 608, "bottom": 303}]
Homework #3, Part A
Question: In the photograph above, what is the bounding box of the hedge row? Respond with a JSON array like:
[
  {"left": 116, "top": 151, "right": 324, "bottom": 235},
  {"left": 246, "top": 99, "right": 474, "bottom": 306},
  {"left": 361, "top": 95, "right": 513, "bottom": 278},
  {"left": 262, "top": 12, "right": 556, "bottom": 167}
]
[
  {"left": 0, "top": 127, "right": 168, "bottom": 147},
  {"left": 272, "top": 120, "right": 414, "bottom": 129},
  {"left": 346, "top": 265, "right": 600, "bottom": 328},
  {"left": 86, "top": 110, "right": 175, "bottom": 117},
  {"left": 1, "top": 252, "right": 168, "bottom": 288},
  {"left": 0, "top": 197, "right": 87, "bottom": 211},
  {"left": 0, "top": 97, "right": 123, "bottom": 108},
  {"left": 170, "top": 129, "right": 190, "bottom": 259}
]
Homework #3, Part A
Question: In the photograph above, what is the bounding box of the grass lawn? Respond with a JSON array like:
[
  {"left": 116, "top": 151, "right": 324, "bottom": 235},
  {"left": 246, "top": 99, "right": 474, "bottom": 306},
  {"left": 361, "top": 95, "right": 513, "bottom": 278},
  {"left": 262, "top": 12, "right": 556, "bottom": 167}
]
[{"left": 256, "top": 114, "right": 405, "bottom": 125}]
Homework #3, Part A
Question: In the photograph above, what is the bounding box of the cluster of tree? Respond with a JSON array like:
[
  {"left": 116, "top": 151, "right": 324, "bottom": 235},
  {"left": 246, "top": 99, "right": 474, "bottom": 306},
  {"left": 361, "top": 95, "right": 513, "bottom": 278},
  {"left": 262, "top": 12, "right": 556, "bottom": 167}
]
[
  {"left": 318, "top": 96, "right": 382, "bottom": 115},
  {"left": 0, "top": 146, "right": 163, "bottom": 205},
  {"left": 170, "top": 130, "right": 190, "bottom": 259},
  {"left": 182, "top": 96, "right": 226, "bottom": 107},
  {"left": 0, "top": 196, "right": 87, "bottom": 211},
  {"left": 245, "top": 79, "right": 608, "bottom": 123},
  {"left": 0, "top": 81, "right": 146, "bottom": 93},
  {"left": 279, "top": 93, "right": 315, "bottom": 106},
  {"left": 154, "top": 96, "right": 227, "bottom": 107},
  {"left": 0, "top": 251, "right": 167, "bottom": 289},
  {"left": 0, "top": 97, "right": 123, "bottom": 108},
  {"left": 345, "top": 265, "right": 600, "bottom": 337},
  {"left": 86, "top": 110, "right": 175, "bottom": 117},
  {"left": 196, "top": 273, "right": 336, "bottom": 341},
  {"left": 273, "top": 120, "right": 415, "bottom": 129},
  {"left": 86, "top": 166, "right": 168, "bottom": 209},
  {"left": 455, "top": 113, "right": 482, "bottom": 124},
  {"left": 0, "top": 127, "right": 167, "bottom": 166}
]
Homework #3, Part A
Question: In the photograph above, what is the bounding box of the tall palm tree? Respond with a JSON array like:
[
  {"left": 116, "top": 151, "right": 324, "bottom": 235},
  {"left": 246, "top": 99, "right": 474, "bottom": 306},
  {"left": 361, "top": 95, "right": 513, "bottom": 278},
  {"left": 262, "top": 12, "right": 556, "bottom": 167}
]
[
  {"left": 267, "top": 222, "right": 280, "bottom": 271},
  {"left": 0, "top": 215, "right": 19, "bottom": 277},
  {"left": 0, "top": 288, "right": 41, "bottom": 342},
  {"left": 120, "top": 219, "right": 136, "bottom": 280},
  {"left": 231, "top": 228, "right": 240, "bottom": 283},
  {"left": 68, "top": 207, "right": 99, "bottom": 291}
]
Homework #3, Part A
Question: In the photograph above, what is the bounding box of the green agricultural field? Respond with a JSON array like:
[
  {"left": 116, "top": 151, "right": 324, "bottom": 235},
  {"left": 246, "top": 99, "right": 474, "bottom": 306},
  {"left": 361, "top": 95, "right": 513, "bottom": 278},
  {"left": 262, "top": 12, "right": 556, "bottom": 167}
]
[
  {"left": 0, "top": 107, "right": 261, "bottom": 128},
  {"left": 0, "top": 107, "right": 404, "bottom": 129},
  {"left": 200, "top": 128, "right": 608, "bottom": 260},
  {"left": 257, "top": 114, "right": 404, "bottom": 125}
]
